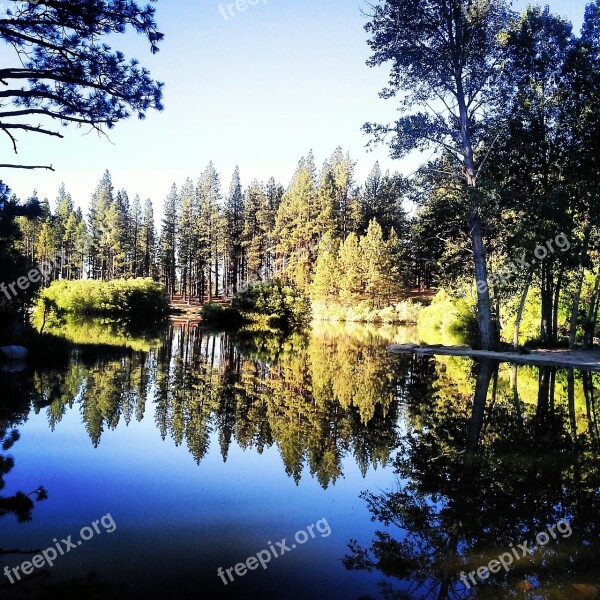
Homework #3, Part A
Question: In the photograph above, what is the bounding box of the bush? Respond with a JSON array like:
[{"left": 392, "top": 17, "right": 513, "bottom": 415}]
[
  {"left": 418, "top": 289, "right": 476, "bottom": 334},
  {"left": 36, "top": 278, "right": 170, "bottom": 317},
  {"left": 232, "top": 280, "right": 311, "bottom": 330},
  {"left": 311, "top": 299, "right": 422, "bottom": 324}
]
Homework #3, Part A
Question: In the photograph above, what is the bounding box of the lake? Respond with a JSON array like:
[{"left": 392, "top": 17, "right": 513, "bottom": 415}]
[{"left": 1, "top": 320, "right": 599, "bottom": 599}]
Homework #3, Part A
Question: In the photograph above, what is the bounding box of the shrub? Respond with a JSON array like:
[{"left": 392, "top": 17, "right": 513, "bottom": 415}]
[
  {"left": 394, "top": 300, "right": 422, "bottom": 324},
  {"left": 311, "top": 299, "right": 423, "bottom": 324},
  {"left": 418, "top": 289, "right": 476, "bottom": 333},
  {"left": 232, "top": 280, "right": 311, "bottom": 330}
]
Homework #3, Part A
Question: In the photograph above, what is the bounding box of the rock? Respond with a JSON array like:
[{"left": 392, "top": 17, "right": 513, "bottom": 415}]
[{"left": 0, "top": 346, "right": 29, "bottom": 361}]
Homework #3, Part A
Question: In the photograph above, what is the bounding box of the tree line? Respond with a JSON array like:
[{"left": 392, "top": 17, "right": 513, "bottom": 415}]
[{"left": 7, "top": 149, "right": 412, "bottom": 312}]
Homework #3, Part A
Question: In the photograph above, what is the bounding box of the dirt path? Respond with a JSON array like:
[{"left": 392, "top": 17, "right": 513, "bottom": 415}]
[{"left": 388, "top": 344, "right": 600, "bottom": 371}]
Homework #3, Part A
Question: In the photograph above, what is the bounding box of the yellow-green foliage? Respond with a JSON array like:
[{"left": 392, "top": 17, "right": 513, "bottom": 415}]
[
  {"left": 37, "top": 278, "right": 170, "bottom": 317},
  {"left": 501, "top": 287, "right": 571, "bottom": 345},
  {"left": 501, "top": 289, "right": 542, "bottom": 344},
  {"left": 417, "top": 289, "right": 476, "bottom": 334},
  {"left": 312, "top": 299, "right": 423, "bottom": 324}
]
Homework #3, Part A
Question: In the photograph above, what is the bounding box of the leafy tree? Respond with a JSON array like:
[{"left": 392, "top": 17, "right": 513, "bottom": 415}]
[
  {"left": 364, "top": 0, "right": 513, "bottom": 348},
  {"left": 0, "top": 183, "right": 43, "bottom": 323}
]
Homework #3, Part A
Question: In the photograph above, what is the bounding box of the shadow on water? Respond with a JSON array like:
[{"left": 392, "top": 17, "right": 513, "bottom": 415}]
[{"left": 344, "top": 357, "right": 600, "bottom": 599}]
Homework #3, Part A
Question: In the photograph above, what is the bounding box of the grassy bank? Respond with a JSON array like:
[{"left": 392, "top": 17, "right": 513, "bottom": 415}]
[{"left": 312, "top": 299, "right": 423, "bottom": 324}]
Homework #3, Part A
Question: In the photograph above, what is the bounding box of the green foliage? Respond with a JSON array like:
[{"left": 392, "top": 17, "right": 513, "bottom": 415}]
[
  {"left": 232, "top": 280, "right": 311, "bottom": 330},
  {"left": 36, "top": 278, "right": 169, "bottom": 317}
]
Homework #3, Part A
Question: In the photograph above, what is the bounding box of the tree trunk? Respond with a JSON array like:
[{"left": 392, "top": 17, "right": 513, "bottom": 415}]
[
  {"left": 513, "top": 270, "right": 533, "bottom": 350},
  {"left": 552, "top": 269, "right": 563, "bottom": 344},
  {"left": 568, "top": 268, "right": 586, "bottom": 349},
  {"left": 456, "top": 75, "right": 494, "bottom": 350},
  {"left": 584, "top": 268, "right": 600, "bottom": 349},
  {"left": 540, "top": 264, "right": 554, "bottom": 344},
  {"left": 470, "top": 211, "right": 495, "bottom": 350},
  {"left": 569, "top": 226, "right": 591, "bottom": 348}
]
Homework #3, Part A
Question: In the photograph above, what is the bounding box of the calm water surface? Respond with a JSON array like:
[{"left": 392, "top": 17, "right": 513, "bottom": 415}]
[{"left": 1, "top": 321, "right": 599, "bottom": 599}]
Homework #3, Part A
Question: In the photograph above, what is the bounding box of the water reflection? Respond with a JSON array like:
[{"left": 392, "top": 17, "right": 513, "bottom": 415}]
[
  {"left": 3, "top": 323, "right": 411, "bottom": 487},
  {"left": 344, "top": 357, "right": 600, "bottom": 600},
  {"left": 2, "top": 322, "right": 600, "bottom": 599}
]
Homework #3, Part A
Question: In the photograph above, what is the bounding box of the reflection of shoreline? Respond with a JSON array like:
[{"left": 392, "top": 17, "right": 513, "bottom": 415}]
[{"left": 31, "top": 316, "right": 167, "bottom": 352}]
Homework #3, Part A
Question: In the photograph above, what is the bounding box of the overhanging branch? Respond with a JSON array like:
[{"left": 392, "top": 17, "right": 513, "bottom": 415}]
[{"left": 0, "top": 163, "right": 55, "bottom": 171}]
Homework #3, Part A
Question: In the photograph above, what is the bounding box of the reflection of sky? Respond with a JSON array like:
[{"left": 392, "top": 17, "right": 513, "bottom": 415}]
[
  {"left": 1, "top": 403, "right": 396, "bottom": 599},
  {"left": 0, "top": 0, "right": 588, "bottom": 211}
]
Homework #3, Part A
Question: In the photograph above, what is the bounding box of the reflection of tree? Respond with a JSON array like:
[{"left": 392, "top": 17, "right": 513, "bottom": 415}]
[
  {"left": 150, "top": 323, "right": 409, "bottom": 486},
  {"left": 0, "top": 426, "right": 47, "bottom": 588},
  {"left": 0, "top": 426, "right": 47, "bottom": 524},
  {"left": 0, "top": 370, "right": 49, "bottom": 527},
  {"left": 344, "top": 361, "right": 600, "bottom": 599}
]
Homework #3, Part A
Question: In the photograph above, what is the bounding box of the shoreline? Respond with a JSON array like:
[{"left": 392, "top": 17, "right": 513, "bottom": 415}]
[{"left": 388, "top": 344, "right": 600, "bottom": 371}]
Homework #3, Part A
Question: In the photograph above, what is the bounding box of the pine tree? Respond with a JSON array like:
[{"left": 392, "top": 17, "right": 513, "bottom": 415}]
[
  {"left": 160, "top": 184, "right": 178, "bottom": 296},
  {"left": 328, "top": 147, "right": 359, "bottom": 238},
  {"left": 359, "top": 164, "right": 408, "bottom": 236},
  {"left": 338, "top": 233, "right": 364, "bottom": 305},
  {"left": 263, "top": 177, "right": 284, "bottom": 279},
  {"left": 274, "top": 152, "right": 320, "bottom": 289},
  {"left": 178, "top": 179, "right": 195, "bottom": 299},
  {"left": 384, "top": 228, "right": 409, "bottom": 302},
  {"left": 141, "top": 198, "right": 156, "bottom": 278},
  {"left": 88, "top": 170, "right": 114, "bottom": 280},
  {"left": 361, "top": 220, "right": 387, "bottom": 307},
  {"left": 243, "top": 181, "right": 268, "bottom": 284},
  {"left": 54, "top": 184, "right": 74, "bottom": 278},
  {"left": 36, "top": 221, "right": 56, "bottom": 283},
  {"left": 311, "top": 232, "right": 340, "bottom": 301},
  {"left": 130, "top": 195, "right": 143, "bottom": 277},
  {"left": 225, "top": 167, "right": 244, "bottom": 295},
  {"left": 197, "top": 163, "right": 222, "bottom": 300}
]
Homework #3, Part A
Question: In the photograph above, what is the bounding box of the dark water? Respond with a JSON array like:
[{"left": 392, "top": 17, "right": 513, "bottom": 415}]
[{"left": 1, "top": 321, "right": 599, "bottom": 599}]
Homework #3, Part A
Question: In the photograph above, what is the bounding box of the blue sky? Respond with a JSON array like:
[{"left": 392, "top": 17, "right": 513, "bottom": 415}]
[{"left": 0, "top": 0, "right": 588, "bottom": 213}]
